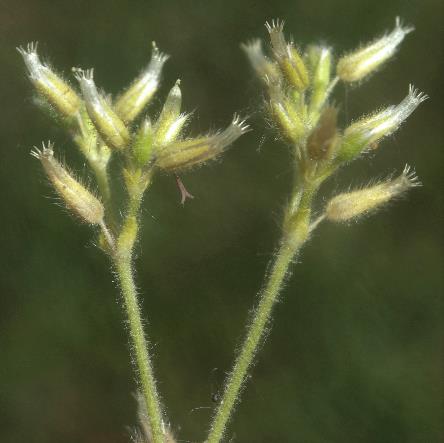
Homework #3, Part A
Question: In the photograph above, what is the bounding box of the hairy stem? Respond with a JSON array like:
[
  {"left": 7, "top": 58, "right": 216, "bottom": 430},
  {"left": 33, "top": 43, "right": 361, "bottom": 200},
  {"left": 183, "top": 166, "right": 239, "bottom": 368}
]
[
  {"left": 206, "top": 189, "right": 313, "bottom": 443},
  {"left": 115, "top": 255, "right": 164, "bottom": 443},
  {"left": 113, "top": 177, "right": 165, "bottom": 443}
]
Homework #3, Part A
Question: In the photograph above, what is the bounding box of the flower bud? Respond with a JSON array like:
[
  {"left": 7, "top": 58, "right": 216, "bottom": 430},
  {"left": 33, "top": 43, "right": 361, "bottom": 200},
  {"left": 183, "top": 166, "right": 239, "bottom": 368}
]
[
  {"left": 133, "top": 118, "right": 155, "bottom": 166},
  {"left": 266, "top": 20, "right": 309, "bottom": 91},
  {"left": 307, "top": 46, "right": 332, "bottom": 116},
  {"left": 154, "top": 80, "right": 189, "bottom": 146},
  {"left": 31, "top": 142, "right": 104, "bottom": 224},
  {"left": 155, "top": 115, "right": 249, "bottom": 171},
  {"left": 115, "top": 42, "right": 169, "bottom": 123},
  {"left": 74, "top": 69, "right": 130, "bottom": 150},
  {"left": 269, "top": 90, "right": 305, "bottom": 144},
  {"left": 337, "top": 18, "right": 413, "bottom": 82},
  {"left": 17, "top": 42, "right": 81, "bottom": 118},
  {"left": 161, "top": 113, "right": 190, "bottom": 146},
  {"left": 325, "top": 165, "right": 420, "bottom": 222},
  {"left": 241, "top": 39, "right": 281, "bottom": 85},
  {"left": 337, "top": 85, "right": 427, "bottom": 162}
]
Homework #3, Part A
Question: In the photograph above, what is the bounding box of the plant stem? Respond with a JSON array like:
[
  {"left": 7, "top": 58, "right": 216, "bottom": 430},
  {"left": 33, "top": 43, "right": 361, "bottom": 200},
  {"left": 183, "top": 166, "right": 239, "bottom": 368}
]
[
  {"left": 206, "top": 190, "right": 313, "bottom": 443},
  {"left": 115, "top": 254, "right": 164, "bottom": 443},
  {"left": 113, "top": 174, "right": 165, "bottom": 443}
]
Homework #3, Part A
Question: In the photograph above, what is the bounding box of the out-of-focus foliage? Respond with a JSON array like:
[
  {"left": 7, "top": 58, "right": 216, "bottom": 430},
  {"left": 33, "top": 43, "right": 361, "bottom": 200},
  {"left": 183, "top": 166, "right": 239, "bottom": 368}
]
[{"left": 0, "top": 0, "right": 442, "bottom": 442}]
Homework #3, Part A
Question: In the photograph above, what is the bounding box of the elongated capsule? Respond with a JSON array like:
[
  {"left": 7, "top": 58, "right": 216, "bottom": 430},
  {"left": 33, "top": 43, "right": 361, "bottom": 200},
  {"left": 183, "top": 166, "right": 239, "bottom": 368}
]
[
  {"left": 337, "top": 18, "right": 413, "bottom": 82},
  {"left": 156, "top": 115, "right": 249, "bottom": 171},
  {"left": 338, "top": 85, "right": 427, "bottom": 162},
  {"left": 325, "top": 165, "right": 420, "bottom": 222},
  {"left": 75, "top": 69, "right": 130, "bottom": 150},
  {"left": 115, "top": 42, "right": 169, "bottom": 123},
  {"left": 17, "top": 42, "right": 81, "bottom": 118},
  {"left": 31, "top": 142, "right": 104, "bottom": 225}
]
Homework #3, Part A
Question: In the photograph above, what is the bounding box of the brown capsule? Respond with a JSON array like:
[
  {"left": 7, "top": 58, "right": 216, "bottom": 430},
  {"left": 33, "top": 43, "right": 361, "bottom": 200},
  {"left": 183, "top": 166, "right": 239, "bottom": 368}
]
[{"left": 306, "top": 106, "right": 339, "bottom": 160}]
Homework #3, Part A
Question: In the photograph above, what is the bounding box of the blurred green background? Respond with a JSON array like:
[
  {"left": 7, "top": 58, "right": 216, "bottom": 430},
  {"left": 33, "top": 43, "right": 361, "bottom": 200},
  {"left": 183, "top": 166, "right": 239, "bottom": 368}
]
[{"left": 1, "top": 0, "right": 442, "bottom": 442}]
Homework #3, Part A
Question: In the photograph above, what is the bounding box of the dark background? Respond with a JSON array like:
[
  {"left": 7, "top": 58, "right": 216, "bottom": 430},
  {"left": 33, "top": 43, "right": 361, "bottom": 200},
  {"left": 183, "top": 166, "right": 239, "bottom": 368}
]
[{"left": 1, "top": 0, "right": 442, "bottom": 442}]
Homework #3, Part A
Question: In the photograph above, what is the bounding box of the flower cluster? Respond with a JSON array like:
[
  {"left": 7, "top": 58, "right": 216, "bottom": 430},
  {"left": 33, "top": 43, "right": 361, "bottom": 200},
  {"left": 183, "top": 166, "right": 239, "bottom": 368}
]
[
  {"left": 20, "top": 19, "right": 428, "bottom": 443},
  {"left": 242, "top": 18, "right": 426, "bottom": 226},
  {"left": 18, "top": 42, "right": 249, "bottom": 240},
  {"left": 205, "top": 21, "right": 428, "bottom": 443},
  {"left": 19, "top": 39, "right": 249, "bottom": 443}
]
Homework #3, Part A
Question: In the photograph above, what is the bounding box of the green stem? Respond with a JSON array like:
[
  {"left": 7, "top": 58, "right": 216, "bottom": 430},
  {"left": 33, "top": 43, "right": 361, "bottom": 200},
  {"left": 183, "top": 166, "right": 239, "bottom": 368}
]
[
  {"left": 206, "top": 190, "right": 313, "bottom": 443},
  {"left": 113, "top": 173, "right": 165, "bottom": 443},
  {"left": 92, "top": 162, "right": 112, "bottom": 209},
  {"left": 93, "top": 161, "right": 121, "bottom": 239}
]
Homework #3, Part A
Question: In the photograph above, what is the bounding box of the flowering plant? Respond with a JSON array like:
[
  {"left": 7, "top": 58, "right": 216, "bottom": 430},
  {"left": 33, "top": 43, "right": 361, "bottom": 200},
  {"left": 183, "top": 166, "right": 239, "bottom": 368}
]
[{"left": 20, "top": 17, "right": 426, "bottom": 443}]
